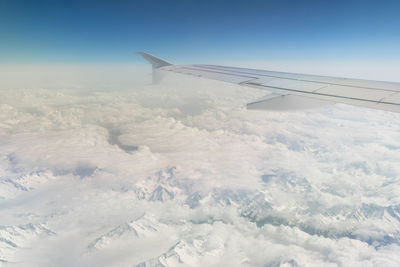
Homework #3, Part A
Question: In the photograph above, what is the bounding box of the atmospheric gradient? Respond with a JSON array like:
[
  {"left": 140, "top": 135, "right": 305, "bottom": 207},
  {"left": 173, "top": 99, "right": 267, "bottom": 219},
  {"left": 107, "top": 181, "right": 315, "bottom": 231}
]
[{"left": 1, "top": 0, "right": 400, "bottom": 266}]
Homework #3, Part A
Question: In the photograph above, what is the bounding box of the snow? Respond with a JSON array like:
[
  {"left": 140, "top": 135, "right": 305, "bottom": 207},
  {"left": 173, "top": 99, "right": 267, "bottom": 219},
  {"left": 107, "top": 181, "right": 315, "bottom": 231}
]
[{"left": 1, "top": 64, "right": 400, "bottom": 266}]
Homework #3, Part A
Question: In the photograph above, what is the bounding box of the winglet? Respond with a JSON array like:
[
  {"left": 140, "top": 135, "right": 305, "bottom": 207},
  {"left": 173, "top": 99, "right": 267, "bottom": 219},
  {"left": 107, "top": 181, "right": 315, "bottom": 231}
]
[
  {"left": 139, "top": 52, "right": 172, "bottom": 84},
  {"left": 139, "top": 52, "right": 172, "bottom": 69}
]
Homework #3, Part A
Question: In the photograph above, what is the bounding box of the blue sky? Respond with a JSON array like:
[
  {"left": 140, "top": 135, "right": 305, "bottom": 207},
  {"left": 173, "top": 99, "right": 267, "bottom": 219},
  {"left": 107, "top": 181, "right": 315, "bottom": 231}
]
[{"left": 1, "top": 0, "right": 400, "bottom": 64}]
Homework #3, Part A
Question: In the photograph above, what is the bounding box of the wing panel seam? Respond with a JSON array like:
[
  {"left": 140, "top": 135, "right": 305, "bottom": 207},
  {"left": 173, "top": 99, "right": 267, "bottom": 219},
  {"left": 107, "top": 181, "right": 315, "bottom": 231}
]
[
  {"left": 378, "top": 92, "right": 400, "bottom": 104},
  {"left": 179, "top": 66, "right": 258, "bottom": 79},
  {"left": 196, "top": 65, "right": 400, "bottom": 93},
  {"left": 246, "top": 83, "right": 400, "bottom": 106}
]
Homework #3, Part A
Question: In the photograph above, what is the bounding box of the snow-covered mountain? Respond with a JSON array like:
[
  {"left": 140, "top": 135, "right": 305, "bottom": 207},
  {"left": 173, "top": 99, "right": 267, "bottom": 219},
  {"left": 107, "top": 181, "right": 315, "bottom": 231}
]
[
  {"left": 0, "top": 223, "right": 54, "bottom": 263},
  {"left": 1, "top": 68, "right": 400, "bottom": 266}
]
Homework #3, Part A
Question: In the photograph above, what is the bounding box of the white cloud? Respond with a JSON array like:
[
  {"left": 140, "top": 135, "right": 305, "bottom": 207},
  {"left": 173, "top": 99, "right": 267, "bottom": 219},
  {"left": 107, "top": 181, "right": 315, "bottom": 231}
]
[{"left": 1, "top": 64, "right": 400, "bottom": 266}]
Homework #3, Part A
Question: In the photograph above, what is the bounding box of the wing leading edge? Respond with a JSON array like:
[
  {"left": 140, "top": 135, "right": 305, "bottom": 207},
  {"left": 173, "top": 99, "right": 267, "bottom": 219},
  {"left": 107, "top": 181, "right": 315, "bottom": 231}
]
[{"left": 139, "top": 52, "right": 400, "bottom": 113}]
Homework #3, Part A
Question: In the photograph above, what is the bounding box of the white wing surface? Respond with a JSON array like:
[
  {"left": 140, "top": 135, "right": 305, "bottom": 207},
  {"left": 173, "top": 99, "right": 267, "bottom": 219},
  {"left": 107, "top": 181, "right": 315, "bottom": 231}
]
[{"left": 139, "top": 52, "right": 400, "bottom": 113}]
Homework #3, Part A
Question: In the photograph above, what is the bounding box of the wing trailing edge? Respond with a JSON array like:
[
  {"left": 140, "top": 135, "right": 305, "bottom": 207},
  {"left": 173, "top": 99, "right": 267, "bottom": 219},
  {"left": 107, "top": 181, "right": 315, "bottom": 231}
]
[{"left": 247, "top": 94, "right": 333, "bottom": 111}]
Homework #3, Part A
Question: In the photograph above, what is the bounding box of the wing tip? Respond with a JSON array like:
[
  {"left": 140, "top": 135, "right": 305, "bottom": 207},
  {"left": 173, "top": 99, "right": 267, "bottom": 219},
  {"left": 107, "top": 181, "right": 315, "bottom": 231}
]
[{"left": 138, "top": 52, "right": 172, "bottom": 68}]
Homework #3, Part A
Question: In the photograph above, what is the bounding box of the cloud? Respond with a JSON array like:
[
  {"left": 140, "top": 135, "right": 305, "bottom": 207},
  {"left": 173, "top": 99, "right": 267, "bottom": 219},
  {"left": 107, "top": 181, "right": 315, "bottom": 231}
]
[{"left": 1, "top": 64, "right": 400, "bottom": 266}]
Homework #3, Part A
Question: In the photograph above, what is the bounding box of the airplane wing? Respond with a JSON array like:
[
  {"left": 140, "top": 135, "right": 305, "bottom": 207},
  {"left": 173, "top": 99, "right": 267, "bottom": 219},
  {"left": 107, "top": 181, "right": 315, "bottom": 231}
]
[{"left": 139, "top": 52, "right": 400, "bottom": 113}]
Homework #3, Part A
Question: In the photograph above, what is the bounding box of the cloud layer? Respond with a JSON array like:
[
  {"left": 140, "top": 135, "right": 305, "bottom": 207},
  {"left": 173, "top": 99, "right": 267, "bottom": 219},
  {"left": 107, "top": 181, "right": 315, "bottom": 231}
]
[{"left": 1, "top": 64, "right": 400, "bottom": 266}]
